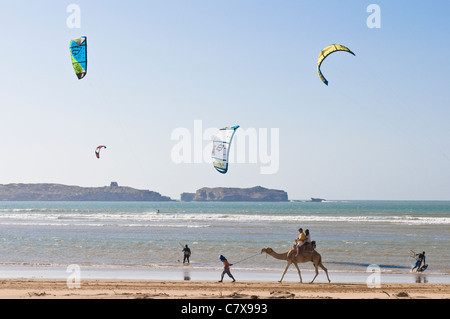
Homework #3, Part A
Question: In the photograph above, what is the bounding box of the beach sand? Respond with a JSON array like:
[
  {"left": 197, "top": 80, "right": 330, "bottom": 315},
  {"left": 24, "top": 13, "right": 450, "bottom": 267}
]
[{"left": 0, "top": 278, "right": 449, "bottom": 299}]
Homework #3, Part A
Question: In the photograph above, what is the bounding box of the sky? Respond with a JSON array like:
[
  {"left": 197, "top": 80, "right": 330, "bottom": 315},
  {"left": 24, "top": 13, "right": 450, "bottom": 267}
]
[{"left": 0, "top": 0, "right": 449, "bottom": 200}]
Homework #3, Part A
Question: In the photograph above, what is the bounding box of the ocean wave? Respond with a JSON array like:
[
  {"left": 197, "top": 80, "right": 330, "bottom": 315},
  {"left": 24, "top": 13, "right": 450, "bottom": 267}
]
[
  {"left": 0, "top": 221, "right": 210, "bottom": 228},
  {"left": 0, "top": 211, "right": 448, "bottom": 225}
]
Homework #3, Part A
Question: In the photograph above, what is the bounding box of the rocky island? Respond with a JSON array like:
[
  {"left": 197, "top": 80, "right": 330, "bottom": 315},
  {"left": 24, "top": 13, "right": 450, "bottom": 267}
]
[
  {"left": 0, "top": 182, "right": 173, "bottom": 201},
  {"left": 181, "top": 186, "right": 288, "bottom": 202}
]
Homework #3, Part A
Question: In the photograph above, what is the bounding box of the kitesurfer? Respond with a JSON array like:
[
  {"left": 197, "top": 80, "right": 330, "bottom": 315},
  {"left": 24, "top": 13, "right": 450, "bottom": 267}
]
[
  {"left": 182, "top": 245, "right": 191, "bottom": 264},
  {"left": 412, "top": 251, "right": 426, "bottom": 272},
  {"left": 218, "top": 255, "right": 235, "bottom": 282}
]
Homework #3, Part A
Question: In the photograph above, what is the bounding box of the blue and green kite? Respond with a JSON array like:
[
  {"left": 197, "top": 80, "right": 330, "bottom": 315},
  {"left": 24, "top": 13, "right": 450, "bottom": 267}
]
[{"left": 70, "top": 36, "right": 87, "bottom": 79}]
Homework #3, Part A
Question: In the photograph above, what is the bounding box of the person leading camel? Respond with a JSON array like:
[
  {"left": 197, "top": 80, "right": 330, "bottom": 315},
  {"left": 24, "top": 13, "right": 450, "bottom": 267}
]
[{"left": 218, "top": 255, "right": 236, "bottom": 282}]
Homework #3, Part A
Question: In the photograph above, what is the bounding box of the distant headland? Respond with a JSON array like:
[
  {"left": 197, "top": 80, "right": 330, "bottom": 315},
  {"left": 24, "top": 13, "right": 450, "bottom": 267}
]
[
  {"left": 0, "top": 183, "right": 289, "bottom": 202},
  {"left": 181, "top": 186, "right": 288, "bottom": 202},
  {"left": 0, "top": 182, "right": 173, "bottom": 201}
]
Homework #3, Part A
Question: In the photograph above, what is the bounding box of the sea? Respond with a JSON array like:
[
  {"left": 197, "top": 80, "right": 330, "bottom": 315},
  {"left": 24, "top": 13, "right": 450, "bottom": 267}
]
[{"left": 0, "top": 200, "right": 449, "bottom": 283}]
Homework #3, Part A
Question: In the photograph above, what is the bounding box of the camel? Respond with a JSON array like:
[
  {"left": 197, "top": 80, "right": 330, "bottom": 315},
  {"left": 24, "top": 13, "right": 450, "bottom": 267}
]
[{"left": 261, "top": 245, "right": 331, "bottom": 283}]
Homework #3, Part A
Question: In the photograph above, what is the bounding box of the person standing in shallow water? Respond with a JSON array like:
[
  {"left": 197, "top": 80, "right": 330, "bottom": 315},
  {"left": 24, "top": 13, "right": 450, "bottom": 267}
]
[
  {"left": 218, "top": 255, "right": 235, "bottom": 282},
  {"left": 182, "top": 245, "right": 191, "bottom": 264}
]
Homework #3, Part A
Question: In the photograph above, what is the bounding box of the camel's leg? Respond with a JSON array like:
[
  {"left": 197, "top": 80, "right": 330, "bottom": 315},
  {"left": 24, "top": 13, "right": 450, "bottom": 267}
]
[
  {"left": 293, "top": 262, "right": 303, "bottom": 283},
  {"left": 279, "top": 262, "right": 291, "bottom": 283},
  {"left": 310, "top": 262, "right": 331, "bottom": 283},
  {"left": 310, "top": 264, "right": 319, "bottom": 283},
  {"left": 319, "top": 262, "right": 331, "bottom": 283}
]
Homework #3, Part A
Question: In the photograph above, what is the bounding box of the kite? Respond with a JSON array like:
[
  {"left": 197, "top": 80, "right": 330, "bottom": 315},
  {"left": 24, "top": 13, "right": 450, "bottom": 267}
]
[
  {"left": 317, "top": 44, "right": 355, "bottom": 85},
  {"left": 211, "top": 126, "right": 239, "bottom": 174},
  {"left": 70, "top": 36, "right": 87, "bottom": 79},
  {"left": 95, "top": 145, "right": 106, "bottom": 158}
]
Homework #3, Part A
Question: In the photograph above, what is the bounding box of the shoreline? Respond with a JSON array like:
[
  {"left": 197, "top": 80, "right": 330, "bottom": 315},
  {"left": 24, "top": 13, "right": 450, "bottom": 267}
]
[
  {"left": 0, "top": 265, "right": 448, "bottom": 299},
  {"left": 0, "top": 264, "right": 449, "bottom": 284}
]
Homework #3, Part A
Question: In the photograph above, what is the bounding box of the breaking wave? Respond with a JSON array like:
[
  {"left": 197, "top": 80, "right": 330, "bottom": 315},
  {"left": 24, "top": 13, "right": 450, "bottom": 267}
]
[{"left": 0, "top": 210, "right": 448, "bottom": 226}]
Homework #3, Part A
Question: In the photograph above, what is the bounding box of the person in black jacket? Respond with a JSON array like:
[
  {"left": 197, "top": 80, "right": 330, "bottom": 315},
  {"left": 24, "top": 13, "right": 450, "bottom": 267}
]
[{"left": 182, "top": 245, "right": 191, "bottom": 264}]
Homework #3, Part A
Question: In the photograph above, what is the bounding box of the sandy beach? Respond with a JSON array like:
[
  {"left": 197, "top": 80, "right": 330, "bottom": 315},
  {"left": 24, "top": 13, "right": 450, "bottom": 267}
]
[{"left": 0, "top": 278, "right": 449, "bottom": 299}]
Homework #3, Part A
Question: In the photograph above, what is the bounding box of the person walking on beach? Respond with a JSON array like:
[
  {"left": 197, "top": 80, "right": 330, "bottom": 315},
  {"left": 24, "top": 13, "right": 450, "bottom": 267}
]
[
  {"left": 295, "top": 228, "right": 306, "bottom": 256},
  {"left": 182, "top": 245, "right": 191, "bottom": 264},
  {"left": 412, "top": 251, "right": 426, "bottom": 272},
  {"left": 218, "top": 255, "right": 236, "bottom": 282}
]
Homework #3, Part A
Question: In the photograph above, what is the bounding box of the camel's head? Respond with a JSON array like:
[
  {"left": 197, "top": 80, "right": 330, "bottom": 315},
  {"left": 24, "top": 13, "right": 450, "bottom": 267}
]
[{"left": 261, "top": 247, "right": 273, "bottom": 254}]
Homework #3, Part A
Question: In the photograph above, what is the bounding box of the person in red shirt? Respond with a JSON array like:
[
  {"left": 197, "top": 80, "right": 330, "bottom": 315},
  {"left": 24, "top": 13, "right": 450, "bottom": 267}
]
[{"left": 219, "top": 255, "right": 236, "bottom": 282}]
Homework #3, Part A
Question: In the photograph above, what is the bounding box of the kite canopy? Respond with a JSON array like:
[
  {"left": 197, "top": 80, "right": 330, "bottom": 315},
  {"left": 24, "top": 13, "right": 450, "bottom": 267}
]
[
  {"left": 95, "top": 145, "right": 106, "bottom": 158},
  {"left": 211, "top": 126, "right": 239, "bottom": 174},
  {"left": 317, "top": 44, "right": 355, "bottom": 85},
  {"left": 70, "top": 36, "right": 87, "bottom": 79}
]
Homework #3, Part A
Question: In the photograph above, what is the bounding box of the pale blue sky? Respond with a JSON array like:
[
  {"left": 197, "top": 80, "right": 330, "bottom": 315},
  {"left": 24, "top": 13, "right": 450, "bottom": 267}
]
[{"left": 0, "top": 1, "right": 449, "bottom": 200}]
